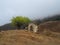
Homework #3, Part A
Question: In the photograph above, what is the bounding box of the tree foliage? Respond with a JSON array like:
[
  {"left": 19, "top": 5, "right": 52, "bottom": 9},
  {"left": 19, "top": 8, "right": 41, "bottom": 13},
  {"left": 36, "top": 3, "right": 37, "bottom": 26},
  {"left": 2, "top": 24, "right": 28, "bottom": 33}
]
[{"left": 11, "top": 16, "right": 31, "bottom": 29}]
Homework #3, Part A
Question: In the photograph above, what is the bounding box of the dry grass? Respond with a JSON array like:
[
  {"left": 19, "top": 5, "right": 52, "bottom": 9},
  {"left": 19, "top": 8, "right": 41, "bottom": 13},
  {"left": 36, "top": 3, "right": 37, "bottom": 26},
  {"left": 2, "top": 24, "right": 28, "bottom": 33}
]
[{"left": 0, "top": 30, "right": 60, "bottom": 45}]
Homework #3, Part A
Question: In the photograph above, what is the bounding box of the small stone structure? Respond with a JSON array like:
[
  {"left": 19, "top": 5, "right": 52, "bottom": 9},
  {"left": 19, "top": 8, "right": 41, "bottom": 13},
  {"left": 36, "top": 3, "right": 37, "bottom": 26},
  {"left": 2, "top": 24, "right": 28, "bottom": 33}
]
[
  {"left": 28, "top": 21, "right": 60, "bottom": 33},
  {"left": 28, "top": 23, "right": 38, "bottom": 33}
]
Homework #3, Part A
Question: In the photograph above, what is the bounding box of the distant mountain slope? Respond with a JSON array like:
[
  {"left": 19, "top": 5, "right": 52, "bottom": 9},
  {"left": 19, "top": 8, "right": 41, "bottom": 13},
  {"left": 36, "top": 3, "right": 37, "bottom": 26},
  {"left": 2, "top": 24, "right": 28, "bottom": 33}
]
[
  {"left": 0, "top": 23, "right": 16, "bottom": 30},
  {"left": 42, "top": 15, "right": 60, "bottom": 22}
]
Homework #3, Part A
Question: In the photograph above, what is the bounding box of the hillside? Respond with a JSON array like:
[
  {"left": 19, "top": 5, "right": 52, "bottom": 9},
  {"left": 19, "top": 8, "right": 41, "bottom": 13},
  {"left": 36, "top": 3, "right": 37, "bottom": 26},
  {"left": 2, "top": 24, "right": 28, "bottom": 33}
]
[
  {"left": 0, "top": 30, "right": 60, "bottom": 45},
  {"left": 38, "top": 21, "right": 60, "bottom": 33},
  {"left": 0, "top": 23, "right": 27, "bottom": 31},
  {"left": 0, "top": 23, "right": 16, "bottom": 30},
  {"left": 42, "top": 15, "right": 60, "bottom": 22}
]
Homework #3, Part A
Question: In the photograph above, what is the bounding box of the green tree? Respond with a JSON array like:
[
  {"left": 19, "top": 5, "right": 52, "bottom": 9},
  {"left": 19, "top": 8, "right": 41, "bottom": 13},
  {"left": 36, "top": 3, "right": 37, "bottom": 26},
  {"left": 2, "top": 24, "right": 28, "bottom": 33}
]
[{"left": 11, "top": 16, "right": 31, "bottom": 29}]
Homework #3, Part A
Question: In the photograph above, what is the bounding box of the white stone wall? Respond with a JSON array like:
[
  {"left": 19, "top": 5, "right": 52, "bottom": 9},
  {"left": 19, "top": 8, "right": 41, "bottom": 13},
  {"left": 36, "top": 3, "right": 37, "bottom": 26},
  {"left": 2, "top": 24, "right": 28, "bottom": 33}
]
[{"left": 28, "top": 23, "right": 38, "bottom": 33}]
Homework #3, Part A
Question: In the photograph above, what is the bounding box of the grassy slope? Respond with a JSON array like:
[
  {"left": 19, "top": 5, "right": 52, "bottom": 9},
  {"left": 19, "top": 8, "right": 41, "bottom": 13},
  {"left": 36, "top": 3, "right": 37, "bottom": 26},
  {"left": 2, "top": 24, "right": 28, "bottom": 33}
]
[{"left": 0, "top": 30, "right": 60, "bottom": 45}]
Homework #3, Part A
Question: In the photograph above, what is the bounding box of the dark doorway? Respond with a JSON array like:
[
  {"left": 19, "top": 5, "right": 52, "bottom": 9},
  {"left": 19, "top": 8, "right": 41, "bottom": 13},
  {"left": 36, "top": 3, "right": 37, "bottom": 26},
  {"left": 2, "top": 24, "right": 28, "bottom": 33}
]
[{"left": 30, "top": 26, "right": 33, "bottom": 31}]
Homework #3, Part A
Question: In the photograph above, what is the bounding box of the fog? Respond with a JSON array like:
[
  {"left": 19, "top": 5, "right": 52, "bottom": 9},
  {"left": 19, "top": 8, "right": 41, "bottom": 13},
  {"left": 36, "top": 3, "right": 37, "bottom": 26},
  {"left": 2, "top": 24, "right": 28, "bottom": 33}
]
[{"left": 0, "top": 0, "right": 60, "bottom": 26}]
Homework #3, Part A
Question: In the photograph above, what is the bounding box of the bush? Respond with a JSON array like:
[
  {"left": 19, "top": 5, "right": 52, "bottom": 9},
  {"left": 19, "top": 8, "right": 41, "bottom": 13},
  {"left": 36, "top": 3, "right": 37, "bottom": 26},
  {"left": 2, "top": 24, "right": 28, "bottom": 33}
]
[{"left": 11, "top": 16, "right": 31, "bottom": 29}]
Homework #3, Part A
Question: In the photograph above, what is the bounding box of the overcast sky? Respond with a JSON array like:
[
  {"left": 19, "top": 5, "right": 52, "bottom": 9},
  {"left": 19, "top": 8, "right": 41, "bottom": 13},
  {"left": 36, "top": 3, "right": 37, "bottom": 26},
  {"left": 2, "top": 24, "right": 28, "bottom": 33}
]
[{"left": 0, "top": 0, "right": 60, "bottom": 26}]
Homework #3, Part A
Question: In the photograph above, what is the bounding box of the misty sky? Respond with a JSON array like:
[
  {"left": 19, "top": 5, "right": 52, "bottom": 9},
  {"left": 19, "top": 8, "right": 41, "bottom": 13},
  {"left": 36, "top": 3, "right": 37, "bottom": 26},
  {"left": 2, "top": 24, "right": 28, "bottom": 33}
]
[{"left": 0, "top": 0, "right": 60, "bottom": 26}]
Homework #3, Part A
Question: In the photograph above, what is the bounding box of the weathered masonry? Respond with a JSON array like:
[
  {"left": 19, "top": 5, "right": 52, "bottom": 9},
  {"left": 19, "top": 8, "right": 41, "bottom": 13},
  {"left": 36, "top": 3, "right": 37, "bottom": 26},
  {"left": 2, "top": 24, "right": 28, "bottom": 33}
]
[{"left": 28, "top": 23, "right": 38, "bottom": 33}]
